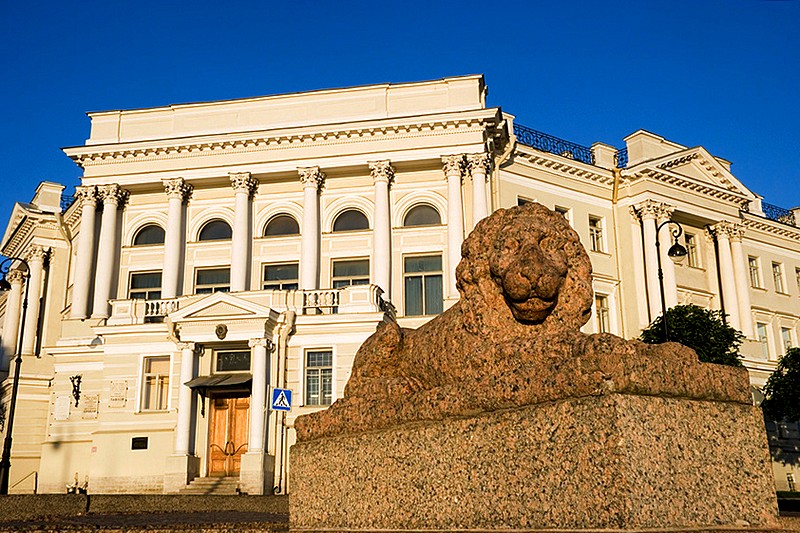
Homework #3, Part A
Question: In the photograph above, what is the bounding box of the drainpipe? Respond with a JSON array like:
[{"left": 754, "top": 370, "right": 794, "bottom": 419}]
[
  {"left": 55, "top": 213, "right": 73, "bottom": 312},
  {"left": 273, "top": 310, "right": 296, "bottom": 494},
  {"left": 491, "top": 128, "right": 516, "bottom": 212},
  {"left": 610, "top": 168, "right": 626, "bottom": 337}
]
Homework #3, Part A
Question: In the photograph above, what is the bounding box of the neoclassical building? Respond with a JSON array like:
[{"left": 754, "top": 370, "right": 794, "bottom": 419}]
[{"left": 0, "top": 75, "right": 797, "bottom": 495}]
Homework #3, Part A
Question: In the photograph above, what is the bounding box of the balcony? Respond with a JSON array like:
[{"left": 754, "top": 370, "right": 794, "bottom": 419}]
[{"left": 107, "top": 285, "right": 390, "bottom": 326}]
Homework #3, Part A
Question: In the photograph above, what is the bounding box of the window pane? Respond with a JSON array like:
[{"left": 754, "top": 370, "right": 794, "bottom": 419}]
[
  {"left": 405, "top": 276, "right": 423, "bottom": 316},
  {"left": 403, "top": 205, "right": 441, "bottom": 227},
  {"left": 133, "top": 224, "right": 165, "bottom": 245},
  {"left": 404, "top": 256, "right": 442, "bottom": 273},
  {"left": 146, "top": 357, "right": 170, "bottom": 374},
  {"left": 321, "top": 369, "right": 332, "bottom": 405},
  {"left": 333, "top": 259, "right": 369, "bottom": 278},
  {"left": 307, "top": 351, "right": 332, "bottom": 367},
  {"left": 332, "top": 210, "right": 369, "bottom": 232},
  {"left": 265, "top": 263, "right": 298, "bottom": 281},
  {"left": 265, "top": 215, "right": 300, "bottom": 236},
  {"left": 196, "top": 268, "right": 230, "bottom": 285},
  {"left": 424, "top": 274, "right": 443, "bottom": 315},
  {"left": 198, "top": 220, "right": 232, "bottom": 241},
  {"left": 131, "top": 272, "right": 162, "bottom": 289}
]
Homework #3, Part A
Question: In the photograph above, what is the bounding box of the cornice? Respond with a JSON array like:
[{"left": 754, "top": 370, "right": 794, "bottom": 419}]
[
  {"left": 2, "top": 214, "right": 60, "bottom": 258},
  {"left": 630, "top": 167, "right": 749, "bottom": 208},
  {"left": 650, "top": 149, "right": 741, "bottom": 194},
  {"left": 741, "top": 212, "right": 800, "bottom": 242},
  {"left": 65, "top": 110, "right": 504, "bottom": 169},
  {"left": 512, "top": 148, "right": 615, "bottom": 187}
]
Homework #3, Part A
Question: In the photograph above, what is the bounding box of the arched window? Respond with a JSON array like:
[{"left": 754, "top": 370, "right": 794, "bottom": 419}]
[
  {"left": 333, "top": 209, "right": 369, "bottom": 232},
  {"left": 403, "top": 205, "right": 441, "bottom": 227},
  {"left": 133, "top": 224, "right": 165, "bottom": 245},
  {"left": 264, "top": 214, "right": 300, "bottom": 237},
  {"left": 198, "top": 219, "right": 232, "bottom": 241}
]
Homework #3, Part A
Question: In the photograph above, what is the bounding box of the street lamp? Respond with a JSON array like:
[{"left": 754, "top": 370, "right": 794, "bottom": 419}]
[
  {"left": 0, "top": 256, "right": 31, "bottom": 494},
  {"left": 654, "top": 220, "right": 688, "bottom": 341}
]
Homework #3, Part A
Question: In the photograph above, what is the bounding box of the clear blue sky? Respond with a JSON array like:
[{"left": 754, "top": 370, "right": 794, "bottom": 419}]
[{"left": 1, "top": 0, "right": 798, "bottom": 227}]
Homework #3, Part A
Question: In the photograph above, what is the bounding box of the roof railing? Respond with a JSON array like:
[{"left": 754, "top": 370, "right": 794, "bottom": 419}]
[{"left": 513, "top": 123, "right": 594, "bottom": 166}]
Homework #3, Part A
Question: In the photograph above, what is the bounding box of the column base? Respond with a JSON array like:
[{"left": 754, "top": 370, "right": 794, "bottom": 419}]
[
  {"left": 163, "top": 454, "right": 200, "bottom": 493},
  {"left": 239, "top": 451, "right": 275, "bottom": 495}
]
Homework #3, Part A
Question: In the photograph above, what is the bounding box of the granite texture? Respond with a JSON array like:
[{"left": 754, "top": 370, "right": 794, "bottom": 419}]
[
  {"left": 291, "top": 394, "right": 778, "bottom": 531},
  {"left": 290, "top": 203, "right": 779, "bottom": 531}
]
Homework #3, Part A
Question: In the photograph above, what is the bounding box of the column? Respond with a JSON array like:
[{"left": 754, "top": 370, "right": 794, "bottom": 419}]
[
  {"left": 248, "top": 338, "right": 270, "bottom": 453},
  {"left": 467, "top": 153, "right": 492, "bottom": 229},
  {"left": 634, "top": 201, "right": 663, "bottom": 320},
  {"left": 230, "top": 173, "right": 259, "bottom": 292},
  {"left": 442, "top": 155, "right": 466, "bottom": 298},
  {"left": 21, "top": 246, "right": 47, "bottom": 356},
  {"left": 174, "top": 342, "right": 199, "bottom": 456},
  {"left": 0, "top": 270, "right": 25, "bottom": 371},
  {"left": 655, "top": 205, "right": 678, "bottom": 309},
  {"left": 729, "top": 226, "right": 754, "bottom": 338},
  {"left": 299, "top": 167, "right": 325, "bottom": 290},
  {"left": 162, "top": 178, "right": 193, "bottom": 299},
  {"left": 370, "top": 161, "right": 394, "bottom": 300},
  {"left": 92, "top": 184, "right": 126, "bottom": 318},
  {"left": 710, "top": 222, "right": 741, "bottom": 331},
  {"left": 70, "top": 186, "right": 98, "bottom": 319}
]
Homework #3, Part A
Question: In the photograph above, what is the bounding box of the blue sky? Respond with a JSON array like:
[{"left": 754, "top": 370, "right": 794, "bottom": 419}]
[{"left": 1, "top": 0, "right": 798, "bottom": 227}]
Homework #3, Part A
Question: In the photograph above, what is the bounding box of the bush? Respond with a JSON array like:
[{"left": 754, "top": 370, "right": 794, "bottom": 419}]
[
  {"left": 640, "top": 304, "right": 743, "bottom": 367},
  {"left": 762, "top": 347, "right": 800, "bottom": 423}
]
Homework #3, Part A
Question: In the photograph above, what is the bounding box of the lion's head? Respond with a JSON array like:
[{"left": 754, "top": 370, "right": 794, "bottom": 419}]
[{"left": 456, "top": 203, "right": 593, "bottom": 334}]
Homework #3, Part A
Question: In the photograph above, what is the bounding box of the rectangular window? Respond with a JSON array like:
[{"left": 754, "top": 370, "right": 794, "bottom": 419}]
[
  {"left": 757, "top": 323, "right": 770, "bottom": 359},
  {"left": 195, "top": 267, "right": 230, "bottom": 294},
  {"left": 685, "top": 233, "right": 699, "bottom": 268},
  {"left": 215, "top": 350, "right": 251, "bottom": 373},
  {"left": 554, "top": 206, "right": 571, "bottom": 224},
  {"left": 332, "top": 259, "right": 370, "bottom": 288},
  {"left": 773, "top": 262, "right": 786, "bottom": 293},
  {"left": 589, "top": 216, "right": 604, "bottom": 253},
  {"left": 796, "top": 268, "right": 800, "bottom": 293},
  {"left": 517, "top": 197, "right": 532, "bottom": 207},
  {"left": 748, "top": 257, "right": 762, "bottom": 288},
  {"left": 263, "top": 263, "right": 299, "bottom": 291},
  {"left": 788, "top": 473, "right": 797, "bottom": 493},
  {"left": 305, "top": 350, "right": 333, "bottom": 406},
  {"left": 129, "top": 272, "right": 162, "bottom": 300},
  {"left": 141, "top": 356, "right": 170, "bottom": 411},
  {"left": 404, "top": 255, "right": 444, "bottom": 316},
  {"left": 781, "top": 327, "right": 793, "bottom": 354},
  {"left": 595, "top": 294, "right": 610, "bottom": 333}
]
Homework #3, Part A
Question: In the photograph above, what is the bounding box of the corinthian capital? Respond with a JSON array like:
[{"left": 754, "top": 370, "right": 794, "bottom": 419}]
[
  {"left": 27, "top": 245, "right": 49, "bottom": 263},
  {"left": 98, "top": 184, "right": 128, "bottom": 207},
  {"left": 632, "top": 199, "right": 675, "bottom": 221},
  {"left": 298, "top": 167, "right": 325, "bottom": 189},
  {"left": 6, "top": 269, "right": 25, "bottom": 285},
  {"left": 709, "top": 220, "right": 739, "bottom": 239},
  {"left": 230, "top": 172, "right": 259, "bottom": 197},
  {"left": 75, "top": 186, "right": 98, "bottom": 208},
  {"left": 466, "top": 153, "right": 493, "bottom": 177},
  {"left": 163, "top": 178, "right": 193, "bottom": 202},
  {"left": 369, "top": 160, "right": 395, "bottom": 185},
  {"left": 441, "top": 154, "right": 466, "bottom": 178}
]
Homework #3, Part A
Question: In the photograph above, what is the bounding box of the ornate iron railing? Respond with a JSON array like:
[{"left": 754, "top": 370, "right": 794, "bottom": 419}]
[
  {"left": 614, "top": 148, "right": 628, "bottom": 169},
  {"left": 513, "top": 123, "right": 594, "bottom": 166},
  {"left": 762, "top": 202, "right": 796, "bottom": 226},
  {"left": 60, "top": 195, "right": 76, "bottom": 212}
]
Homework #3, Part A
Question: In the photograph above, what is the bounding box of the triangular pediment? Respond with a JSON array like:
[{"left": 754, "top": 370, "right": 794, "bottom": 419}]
[
  {"left": 643, "top": 146, "right": 756, "bottom": 200},
  {"left": 169, "top": 292, "right": 273, "bottom": 322}
]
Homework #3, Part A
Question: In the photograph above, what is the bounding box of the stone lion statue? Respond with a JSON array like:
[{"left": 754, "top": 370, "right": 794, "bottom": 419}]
[{"left": 295, "top": 203, "right": 749, "bottom": 441}]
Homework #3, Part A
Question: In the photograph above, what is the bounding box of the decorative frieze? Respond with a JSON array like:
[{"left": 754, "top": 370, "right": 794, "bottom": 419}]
[
  {"left": 298, "top": 167, "right": 325, "bottom": 189},
  {"left": 163, "top": 178, "right": 193, "bottom": 202},
  {"left": 369, "top": 160, "right": 395, "bottom": 185},
  {"left": 230, "top": 172, "right": 259, "bottom": 197}
]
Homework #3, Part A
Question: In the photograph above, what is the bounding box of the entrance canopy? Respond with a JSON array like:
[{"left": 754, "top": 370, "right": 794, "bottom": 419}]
[{"left": 185, "top": 373, "right": 253, "bottom": 415}]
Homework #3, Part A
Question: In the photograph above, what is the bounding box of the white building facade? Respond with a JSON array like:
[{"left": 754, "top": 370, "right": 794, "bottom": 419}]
[{"left": 0, "top": 75, "right": 798, "bottom": 494}]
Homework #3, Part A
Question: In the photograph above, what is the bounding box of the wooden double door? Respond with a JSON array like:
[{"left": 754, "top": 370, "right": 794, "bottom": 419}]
[{"left": 208, "top": 393, "right": 250, "bottom": 476}]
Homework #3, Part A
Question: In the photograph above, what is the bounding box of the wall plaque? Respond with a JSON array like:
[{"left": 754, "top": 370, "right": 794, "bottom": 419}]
[
  {"left": 109, "top": 381, "right": 127, "bottom": 408},
  {"left": 54, "top": 395, "right": 71, "bottom": 421},
  {"left": 81, "top": 394, "right": 99, "bottom": 419}
]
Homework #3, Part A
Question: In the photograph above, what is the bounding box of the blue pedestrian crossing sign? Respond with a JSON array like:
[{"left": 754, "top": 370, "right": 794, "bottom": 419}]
[{"left": 270, "top": 388, "right": 292, "bottom": 412}]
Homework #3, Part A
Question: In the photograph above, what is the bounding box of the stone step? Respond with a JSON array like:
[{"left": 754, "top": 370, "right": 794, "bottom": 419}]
[{"left": 177, "top": 476, "right": 241, "bottom": 495}]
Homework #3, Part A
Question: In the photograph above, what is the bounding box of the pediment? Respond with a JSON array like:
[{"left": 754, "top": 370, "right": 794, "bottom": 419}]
[
  {"left": 644, "top": 147, "right": 756, "bottom": 200},
  {"left": 169, "top": 292, "right": 273, "bottom": 322}
]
